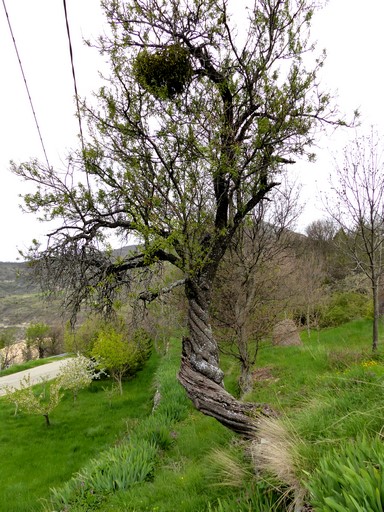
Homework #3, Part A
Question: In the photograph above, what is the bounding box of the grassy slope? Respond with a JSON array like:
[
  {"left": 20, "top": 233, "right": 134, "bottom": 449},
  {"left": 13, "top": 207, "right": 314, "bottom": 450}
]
[
  {"left": 0, "top": 351, "right": 160, "bottom": 512},
  {"left": 100, "top": 340, "right": 237, "bottom": 512},
  {"left": 247, "top": 319, "right": 384, "bottom": 477},
  {"left": 2, "top": 319, "right": 384, "bottom": 511}
]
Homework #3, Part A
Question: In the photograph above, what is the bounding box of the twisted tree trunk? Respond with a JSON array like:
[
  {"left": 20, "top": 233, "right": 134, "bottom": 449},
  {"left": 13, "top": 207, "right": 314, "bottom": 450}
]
[{"left": 178, "top": 277, "right": 271, "bottom": 438}]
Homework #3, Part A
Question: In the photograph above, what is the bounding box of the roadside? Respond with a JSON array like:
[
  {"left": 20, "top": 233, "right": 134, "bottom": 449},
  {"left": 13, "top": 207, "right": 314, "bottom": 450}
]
[{"left": 0, "top": 359, "right": 67, "bottom": 396}]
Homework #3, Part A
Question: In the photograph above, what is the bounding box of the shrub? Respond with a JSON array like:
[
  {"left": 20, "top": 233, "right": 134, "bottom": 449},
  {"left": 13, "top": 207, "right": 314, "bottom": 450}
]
[
  {"left": 306, "top": 435, "right": 384, "bottom": 511},
  {"left": 319, "top": 292, "right": 371, "bottom": 328},
  {"left": 64, "top": 316, "right": 104, "bottom": 356},
  {"left": 91, "top": 326, "right": 153, "bottom": 394},
  {"left": 56, "top": 354, "right": 106, "bottom": 401},
  {"left": 132, "top": 327, "right": 153, "bottom": 365}
]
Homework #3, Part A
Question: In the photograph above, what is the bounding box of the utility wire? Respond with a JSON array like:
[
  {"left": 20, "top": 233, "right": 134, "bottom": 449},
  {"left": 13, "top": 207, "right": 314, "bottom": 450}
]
[
  {"left": 2, "top": 0, "right": 50, "bottom": 169},
  {"left": 62, "top": 0, "right": 86, "bottom": 157}
]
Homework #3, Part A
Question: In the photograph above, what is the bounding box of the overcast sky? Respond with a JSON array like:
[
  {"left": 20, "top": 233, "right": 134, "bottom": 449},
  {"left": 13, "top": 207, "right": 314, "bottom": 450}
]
[{"left": 1, "top": 0, "right": 383, "bottom": 261}]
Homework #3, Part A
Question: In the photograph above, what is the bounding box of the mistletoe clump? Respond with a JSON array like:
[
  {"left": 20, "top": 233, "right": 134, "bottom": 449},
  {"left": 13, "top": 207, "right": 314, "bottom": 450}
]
[{"left": 133, "top": 44, "right": 192, "bottom": 100}]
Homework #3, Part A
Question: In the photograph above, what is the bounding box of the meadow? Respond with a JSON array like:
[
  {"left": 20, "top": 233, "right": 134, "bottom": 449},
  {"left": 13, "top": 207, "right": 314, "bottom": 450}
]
[{"left": 1, "top": 318, "right": 384, "bottom": 511}]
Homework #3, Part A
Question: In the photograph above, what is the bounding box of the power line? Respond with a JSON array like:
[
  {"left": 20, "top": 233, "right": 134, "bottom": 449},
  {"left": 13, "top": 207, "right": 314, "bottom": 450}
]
[
  {"left": 62, "top": 0, "right": 86, "bottom": 156},
  {"left": 2, "top": 0, "right": 50, "bottom": 169}
]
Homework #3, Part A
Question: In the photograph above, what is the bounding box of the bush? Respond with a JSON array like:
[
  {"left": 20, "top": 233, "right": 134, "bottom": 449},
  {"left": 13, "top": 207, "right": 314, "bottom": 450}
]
[
  {"left": 319, "top": 292, "right": 372, "bottom": 327},
  {"left": 64, "top": 316, "right": 105, "bottom": 356},
  {"left": 307, "top": 435, "right": 384, "bottom": 511},
  {"left": 131, "top": 327, "right": 153, "bottom": 371},
  {"left": 91, "top": 325, "right": 153, "bottom": 394}
]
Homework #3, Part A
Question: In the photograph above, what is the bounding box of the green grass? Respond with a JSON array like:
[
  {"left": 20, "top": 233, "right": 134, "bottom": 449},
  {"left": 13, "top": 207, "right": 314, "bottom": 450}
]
[
  {"left": 244, "top": 319, "right": 384, "bottom": 491},
  {"left": 3, "top": 319, "right": 384, "bottom": 511},
  {"left": 0, "top": 351, "right": 160, "bottom": 512},
  {"left": 93, "top": 340, "right": 239, "bottom": 512},
  {"left": 247, "top": 318, "right": 384, "bottom": 410}
]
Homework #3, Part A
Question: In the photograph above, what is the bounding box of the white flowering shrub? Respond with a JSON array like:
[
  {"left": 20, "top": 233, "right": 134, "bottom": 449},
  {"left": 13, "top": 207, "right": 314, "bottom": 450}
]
[
  {"left": 3, "top": 374, "right": 63, "bottom": 426},
  {"left": 56, "top": 354, "right": 106, "bottom": 401}
]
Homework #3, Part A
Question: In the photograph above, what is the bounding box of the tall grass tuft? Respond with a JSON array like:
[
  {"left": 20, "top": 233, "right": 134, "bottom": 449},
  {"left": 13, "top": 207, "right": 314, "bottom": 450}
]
[
  {"left": 48, "top": 440, "right": 157, "bottom": 510},
  {"left": 250, "top": 416, "right": 307, "bottom": 510}
]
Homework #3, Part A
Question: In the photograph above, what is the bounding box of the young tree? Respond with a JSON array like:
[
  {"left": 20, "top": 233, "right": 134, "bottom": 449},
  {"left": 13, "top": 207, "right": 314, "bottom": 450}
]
[
  {"left": 212, "top": 179, "right": 302, "bottom": 395},
  {"left": 325, "top": 129, "right": 384, "bottom": 351},
  {"left": 0, "top": 329, "right": 17, "bottom": 370},
  {"left": 56, "top": 354, "right": 105, "bottom": 402},
  {"left": 25, "top": 322, "right": 50, "bottom": 359},
  {"left": 13, "top": 0, "right": 349, "bottom": 436},
  {"left": 4, "top": 375, "right": 63, "bottom": 426},
  {"left": 91, "top": 325, "right": 149, "bottom": 394}
]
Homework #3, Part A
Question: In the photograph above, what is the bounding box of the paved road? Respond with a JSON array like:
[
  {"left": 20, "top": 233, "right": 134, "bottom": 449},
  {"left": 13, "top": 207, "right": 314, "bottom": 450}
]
[{"left": 0, "top": 360, "right": 67, "bottom": 396}]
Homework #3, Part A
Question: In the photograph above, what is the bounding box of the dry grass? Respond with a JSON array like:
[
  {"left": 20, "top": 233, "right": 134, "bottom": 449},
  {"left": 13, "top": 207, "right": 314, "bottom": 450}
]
[
  {"left": 251, "top": 416, "right": 307, "bottom": 511},
  {"left": 208, "top": 445, "right": 252, "bottom": 488}
]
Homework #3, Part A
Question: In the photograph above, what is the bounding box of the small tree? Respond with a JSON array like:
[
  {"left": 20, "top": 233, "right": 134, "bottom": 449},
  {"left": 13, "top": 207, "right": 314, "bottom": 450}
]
[
  {"left": 212, "top": 179, "right": 302, "bottom": 395},
  {"left": 56, "top": 354, "right": 105, "bottom": 402},
  {"left": 325, "top": 129, "right": 384, "bottom": 351},
  {"left": 91, "top": 326, "right": 150, "bottom": 394},
  {"left": 25, "top": 322, "right": 50, "bottom": 359},
  {"left": 4, "top": 375, "right": 63, "bottom": 426}
]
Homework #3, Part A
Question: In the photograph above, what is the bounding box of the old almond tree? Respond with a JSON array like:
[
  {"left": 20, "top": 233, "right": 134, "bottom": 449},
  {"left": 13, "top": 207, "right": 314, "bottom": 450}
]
[{"left": 14, "top": 0, "right": 349, "bottom": 437}]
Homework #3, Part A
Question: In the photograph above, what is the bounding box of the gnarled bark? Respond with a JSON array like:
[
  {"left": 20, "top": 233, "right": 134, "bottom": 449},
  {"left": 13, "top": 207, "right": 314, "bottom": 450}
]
[{"left": 178, "top": 278, "right": 272, "bottom": 438}]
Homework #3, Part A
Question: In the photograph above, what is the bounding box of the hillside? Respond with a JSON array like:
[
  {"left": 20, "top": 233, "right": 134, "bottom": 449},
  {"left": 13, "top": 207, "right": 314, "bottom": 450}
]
[
  {"left": 0, "top": 261, "right": 37, "bottom": 297},
  {"left": 0, "top": 246, "right": 139, "bottom": 337},
  {"left": 0, "top": 262, "right": 46, "bottom": 336},
  {"left": 2, "top": 320, "right": 384, "bottom": 511}
]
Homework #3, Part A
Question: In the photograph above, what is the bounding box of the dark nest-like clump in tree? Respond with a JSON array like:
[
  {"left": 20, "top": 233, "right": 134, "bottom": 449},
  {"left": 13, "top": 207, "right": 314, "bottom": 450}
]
[{"left": 133, "top": 43, "right": 193, "bottom": 99}]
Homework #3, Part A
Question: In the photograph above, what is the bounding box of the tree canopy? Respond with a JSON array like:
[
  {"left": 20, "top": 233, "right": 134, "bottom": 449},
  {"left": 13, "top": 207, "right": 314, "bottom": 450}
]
[{"left": 14, "top": 0, "right": 349, "bottom": 436}]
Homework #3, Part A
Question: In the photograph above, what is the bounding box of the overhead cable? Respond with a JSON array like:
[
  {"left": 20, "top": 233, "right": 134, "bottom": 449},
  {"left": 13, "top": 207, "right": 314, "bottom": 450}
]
[
  {"left": 62, "top": 0, "right": 86, "bottom": 156},
  {"left": 2, "top": 0, "right": 50, "bottom": 169}
]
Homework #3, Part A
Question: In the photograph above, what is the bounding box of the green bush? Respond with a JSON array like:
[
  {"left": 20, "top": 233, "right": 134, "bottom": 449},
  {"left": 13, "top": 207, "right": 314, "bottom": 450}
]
[
  {"left": 91, "top": 325, "right": 153, "bottom": 394},
  {"left": 64, "top": 316, "right": 105, "bottom": 355},
  {"left": 306, "top": 435, "right": 384, "bottom": 511},
  {"left": 319, "top": 292, "right": 372, "bottom": 328},
  {"left": 131, "top": 327, "right": 153, "bottom": 371}
]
